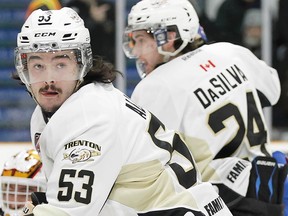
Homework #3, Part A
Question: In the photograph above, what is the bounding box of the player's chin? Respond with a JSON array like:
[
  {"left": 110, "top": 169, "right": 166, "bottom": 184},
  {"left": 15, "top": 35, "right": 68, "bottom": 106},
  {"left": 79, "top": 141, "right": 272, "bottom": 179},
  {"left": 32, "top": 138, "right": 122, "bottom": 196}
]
[
  {"left": 146, "top": 70, "right": 153, "bottom": 76},
  {"left": 39, "top": 100, "right": 61, "bottom": 113},
  {"left": 145, "top": 66, "right": 154, "bottom": 76}
]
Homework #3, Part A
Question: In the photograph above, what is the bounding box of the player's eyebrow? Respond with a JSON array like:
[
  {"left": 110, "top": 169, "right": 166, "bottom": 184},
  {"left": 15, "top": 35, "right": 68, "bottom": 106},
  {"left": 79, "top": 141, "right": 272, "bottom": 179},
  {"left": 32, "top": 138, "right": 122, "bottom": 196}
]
[
  {"left": 27, "top": 55, "right": 41, "bottom": 61},
  {"left": 134, "top": 34, "right": 145, "bottom": 39},
  {"left": 28, "top": 54, "right": 72, "bottom": 61},
  {"left": 132, "top": 31, "right": 148, "bottom": 39},
  {"left": 52, "top": 54, "right": 72, "bottom": 60}
]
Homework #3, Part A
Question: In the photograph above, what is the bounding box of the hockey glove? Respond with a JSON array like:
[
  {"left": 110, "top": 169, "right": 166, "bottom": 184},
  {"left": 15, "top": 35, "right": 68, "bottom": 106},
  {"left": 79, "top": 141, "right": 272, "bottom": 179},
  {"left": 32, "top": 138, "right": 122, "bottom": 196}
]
[
  {"left": 273, "top": 151, "right": 288, "bottom": 216},
  {"left": 246, "top": 156, "right": 288, "bottom": 204},
  {"left": 22, "top": 192, "right": 48, "bottom": 216},
  {"left": 22, "top": 192, "right": 69, "bottom": 216},
  {"left": 22, "top": 201, "right": 35, "bottom": 216}
]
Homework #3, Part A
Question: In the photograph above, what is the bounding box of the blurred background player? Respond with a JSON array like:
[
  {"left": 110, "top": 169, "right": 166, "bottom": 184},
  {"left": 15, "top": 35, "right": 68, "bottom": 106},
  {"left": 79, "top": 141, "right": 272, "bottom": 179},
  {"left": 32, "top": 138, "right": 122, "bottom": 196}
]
[
  {"left": 123, "top": 0, "right": 287, "bottom": 215},
  {"left": 213, "top": 0, "right": 261, "bottom": 45},
  {"left": 241, "top": 8, "right": 262, "bottom": 58},
  {"left": 0, "top": 149, "right": 46, "bottom": 216}
]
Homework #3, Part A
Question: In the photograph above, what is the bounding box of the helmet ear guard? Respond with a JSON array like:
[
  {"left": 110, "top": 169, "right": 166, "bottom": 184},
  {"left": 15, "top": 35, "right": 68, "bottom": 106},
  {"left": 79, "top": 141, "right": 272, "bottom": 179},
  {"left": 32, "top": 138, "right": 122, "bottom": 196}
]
[{"left": 153, "top": 25, "right": 168, "bottom": 47}]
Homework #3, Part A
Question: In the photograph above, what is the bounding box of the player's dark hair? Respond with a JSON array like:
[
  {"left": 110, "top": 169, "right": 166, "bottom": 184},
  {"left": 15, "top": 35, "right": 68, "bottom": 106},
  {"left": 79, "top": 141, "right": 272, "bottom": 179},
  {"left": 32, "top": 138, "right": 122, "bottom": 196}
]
[
  {"left": 11, "top": 72, "right": 24, "bottom": 85},
  {"left": 78, "top": 56, "right": 121, "bottom": 88},
  {"left": 174, "top": 37, "right": 206, "bottom": 54}
]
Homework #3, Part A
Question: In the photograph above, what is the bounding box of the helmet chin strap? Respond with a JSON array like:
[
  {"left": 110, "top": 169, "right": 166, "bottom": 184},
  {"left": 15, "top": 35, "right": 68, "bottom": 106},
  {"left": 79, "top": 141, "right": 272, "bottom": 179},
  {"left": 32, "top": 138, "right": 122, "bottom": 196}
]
[
  {"left": 158, "top": 39, "right": 189, "bottom": 59},
  {"left": 157, "top": 46, "right": 171, "bottom": 63},
  {"left": 163, "top": 54, "right": 170, "bottom": 63},
  {"left": 75, "top": 79, "right": 83, "bottom": 91}
]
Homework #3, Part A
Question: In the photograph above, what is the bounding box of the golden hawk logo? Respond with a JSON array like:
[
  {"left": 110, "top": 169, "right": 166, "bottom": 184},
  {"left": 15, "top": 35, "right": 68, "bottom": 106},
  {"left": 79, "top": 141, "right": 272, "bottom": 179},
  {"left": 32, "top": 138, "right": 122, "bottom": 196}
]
[{"left": 63, "top": 148, "right": 100, "bottom": 164}]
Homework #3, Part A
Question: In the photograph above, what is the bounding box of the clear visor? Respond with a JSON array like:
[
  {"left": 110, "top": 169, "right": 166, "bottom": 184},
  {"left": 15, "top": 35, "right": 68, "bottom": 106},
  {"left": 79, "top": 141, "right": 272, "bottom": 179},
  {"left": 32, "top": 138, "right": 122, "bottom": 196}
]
[
  {"left": 123, "top": 23, "right": 180, "bottom": 59},
  {"left": 136, "top": 59, "right": 147, "bottom": 79},
  {"left": 15, "top": 42, "right": 91, "bottom": 85},
  {"left": 0, "top": 177, "right": 46, "bottom": 216}
]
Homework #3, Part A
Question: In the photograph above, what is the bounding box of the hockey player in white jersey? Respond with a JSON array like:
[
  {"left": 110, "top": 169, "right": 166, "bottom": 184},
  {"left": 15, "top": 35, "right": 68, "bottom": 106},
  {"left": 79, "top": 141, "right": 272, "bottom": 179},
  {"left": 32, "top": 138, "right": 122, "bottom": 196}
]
[
  {"left": 13, "top": 7, "right": 232, "bottom": 216},
  {"left": 123, "top": 0, "right": 288, "bottom": 215}
]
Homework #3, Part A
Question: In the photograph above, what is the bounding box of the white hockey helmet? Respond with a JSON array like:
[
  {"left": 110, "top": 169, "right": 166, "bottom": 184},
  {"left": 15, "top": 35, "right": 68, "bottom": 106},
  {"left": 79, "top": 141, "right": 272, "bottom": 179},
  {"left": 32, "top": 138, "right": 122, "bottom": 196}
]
[
  {"left": 14, "top": 7, "right": 93, "bottom": 87},
  {"left": 123, "top": 0, "right": 200, "bottom": 58},
  {"left": 0, "top": 149, "right": 46, "bottom": 216}
]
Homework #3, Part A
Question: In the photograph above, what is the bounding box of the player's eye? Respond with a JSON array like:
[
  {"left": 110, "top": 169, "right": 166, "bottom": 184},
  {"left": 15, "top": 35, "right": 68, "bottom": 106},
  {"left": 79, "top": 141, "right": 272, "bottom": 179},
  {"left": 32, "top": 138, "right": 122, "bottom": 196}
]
[
  {"left": 56, "top": 63, "right": 66, "bottom": 69},
  {"left": 134, "top": 38, "right": 146, "bottom": 48},
  {"left": 129, "top": 39, "right": 135, "bottom": 49},
  {"left": 33, "top": 64, "right": 44, "bottom": 70}
]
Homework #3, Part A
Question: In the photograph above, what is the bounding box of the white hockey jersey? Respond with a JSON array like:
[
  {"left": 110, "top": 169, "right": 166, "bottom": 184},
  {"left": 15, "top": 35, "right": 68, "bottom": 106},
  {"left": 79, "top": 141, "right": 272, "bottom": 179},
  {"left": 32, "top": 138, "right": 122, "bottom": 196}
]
[
  {"left": 131, "top": 42, "right": 281, "bottom": 200},
  {"left": 30, "top": 83, "right": 232, "bottom": 216}
]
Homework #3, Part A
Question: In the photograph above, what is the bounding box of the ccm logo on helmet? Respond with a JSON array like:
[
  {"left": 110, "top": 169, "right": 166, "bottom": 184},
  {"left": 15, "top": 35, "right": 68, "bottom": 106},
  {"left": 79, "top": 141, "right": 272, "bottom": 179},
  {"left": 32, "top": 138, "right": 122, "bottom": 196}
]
[{"left": 34, "top": 32, "right": 56, "bottom": 37}]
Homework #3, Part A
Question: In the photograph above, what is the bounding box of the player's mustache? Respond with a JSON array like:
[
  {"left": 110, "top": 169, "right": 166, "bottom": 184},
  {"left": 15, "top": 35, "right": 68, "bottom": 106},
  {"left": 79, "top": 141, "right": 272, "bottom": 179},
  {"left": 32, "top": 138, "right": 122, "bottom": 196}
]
[{"left": 40, "top": 83, "right": 62, "bottom": 93}]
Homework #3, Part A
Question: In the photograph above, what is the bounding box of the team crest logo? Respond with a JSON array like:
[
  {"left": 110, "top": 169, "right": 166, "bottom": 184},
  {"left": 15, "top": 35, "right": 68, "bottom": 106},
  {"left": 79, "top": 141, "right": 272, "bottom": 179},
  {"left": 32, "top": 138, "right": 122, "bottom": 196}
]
[{"left": 63, "top": 148, "right": 100, "bottom": 164}]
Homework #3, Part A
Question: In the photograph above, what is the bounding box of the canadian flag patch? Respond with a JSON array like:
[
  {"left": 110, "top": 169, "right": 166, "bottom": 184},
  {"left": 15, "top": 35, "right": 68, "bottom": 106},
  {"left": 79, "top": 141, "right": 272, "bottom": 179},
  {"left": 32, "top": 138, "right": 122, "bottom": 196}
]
[{"left": 200, "top": 60, "right": 216, "bottom": 72}]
